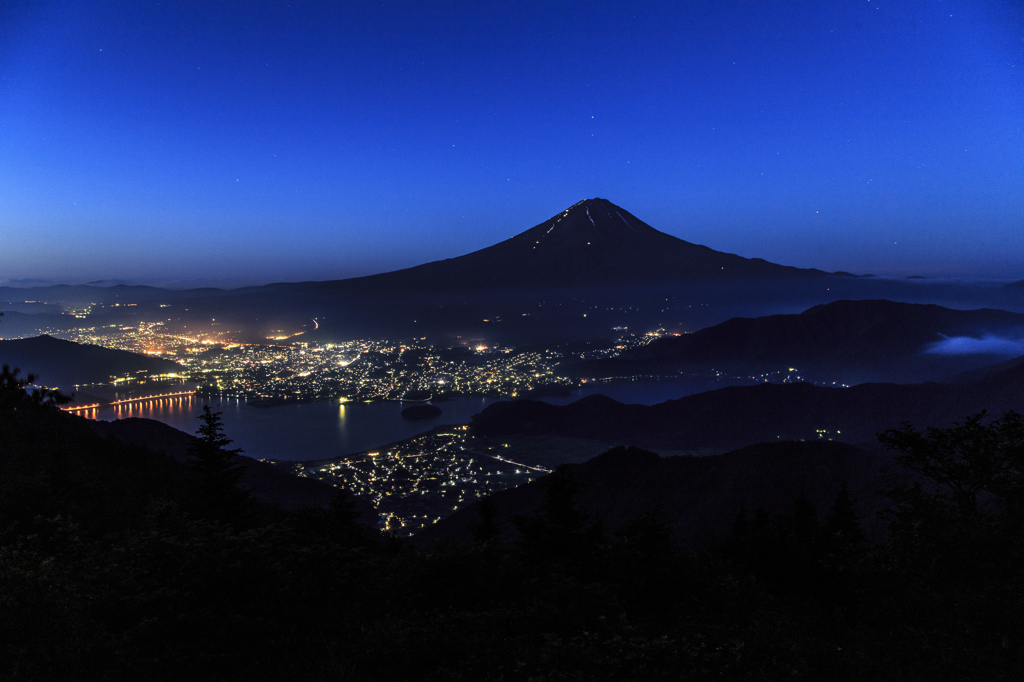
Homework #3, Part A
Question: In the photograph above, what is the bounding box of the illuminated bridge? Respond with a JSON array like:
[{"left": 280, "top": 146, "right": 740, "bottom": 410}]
[
  {"left": 110, "top": 390, "right": 195, "bottom": 406},
  {"left": 61, "top": 403, "right": 102, "bottom": 413},
  {"left": 60, "top": 390, "right": 196, "bottom": 414}
]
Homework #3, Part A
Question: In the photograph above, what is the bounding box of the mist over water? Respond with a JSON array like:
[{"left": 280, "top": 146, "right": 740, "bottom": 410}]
[{"left": 923, "top": 334, "right": 1024, "bottom": 357}]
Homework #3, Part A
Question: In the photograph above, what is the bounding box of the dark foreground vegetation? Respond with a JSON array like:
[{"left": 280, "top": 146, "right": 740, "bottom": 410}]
[{"left": 2, "top": 364, "right": 1022, "bottom": 681}]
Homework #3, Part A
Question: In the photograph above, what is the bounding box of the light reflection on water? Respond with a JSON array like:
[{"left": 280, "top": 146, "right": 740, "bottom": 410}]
[
  {"left": 80, "top": 376, "right": 751, "bottom": 462},
  {"left": 85, "top": 394, "right": 503, "bottom": 462}
]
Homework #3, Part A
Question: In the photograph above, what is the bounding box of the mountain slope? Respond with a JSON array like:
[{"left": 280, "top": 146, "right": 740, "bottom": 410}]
[
  {"left": 167, "top": 198, "right": 850, "bottom": 342},
  {"left": 333, "top": 198, "right": 832, "bottom": 291},
  {"left": 471, "top": 361, "right": 1024, "bottom": 453},
  {"left": 417, "top": 441, "right": 895, "bottom": 547},
  {"left": 574, "top": 299, "right": 1024, "bottom": 383},
  {"left": 944, "top": 353, "right": 1024, "bottom": 384},
  {"left": 0, "top": 335, "right": 182, "bottom": 386},
  {"left": 88, "top": 417, "right": 373, "bottom": 516}
]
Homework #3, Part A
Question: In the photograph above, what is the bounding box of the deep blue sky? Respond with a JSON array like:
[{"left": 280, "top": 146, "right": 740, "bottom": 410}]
[{"left": 1, "top": 0, "right": 1021, "bottom": 287}]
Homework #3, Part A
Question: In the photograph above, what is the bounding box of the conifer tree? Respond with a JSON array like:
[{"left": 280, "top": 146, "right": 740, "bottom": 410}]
[
  {"left": 328, "top": 486, "right": 367, "bottom": 545},
  {"left": 470, "top": 494, "right": 502, "bottom": 545},
  {"left": 0, "top": 364, "right": 70, "bottom": 410},
  {"left": 188, "top": 404, "right": 250, "bottom": 522},
  {"left": 790, "top": 491, "right": 820, "bottom": 546},
  {"left": 730, "top": 504, "right": 749, "bottom": 539},
  {"left": 824, "top": 481, "right": 865, "bottom": 545},
  {"left": 513, "top": 464, "right": 602, "bottom": 568},
  {"left": 1, "top": 318, "right": 70, "bottom": 411}
]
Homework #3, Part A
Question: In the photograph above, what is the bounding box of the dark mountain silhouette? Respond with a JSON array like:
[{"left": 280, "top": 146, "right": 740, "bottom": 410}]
[
  {"left": 159, "top": 198, "right": 865, "bottom": 342},
  {"left": 0, "top": 283, "right": 226, "bottom": 305},
  {"left": 0, "top": 335, "right": 182, "bottom": 387},
  {"left": 9, "top": 202, "right": 1021, "bottom": 347},
  {"left": 944, "top": 353, "right": 1024, "bottom": 384},
  {"left": 471, "top": 359, "right": 1024, "bottom": 454},
  {"left": 7, "top": 203, "right": 1021, "bottom": 348},
  {"left": 175, "top": 202, "right": 1023, "bottom": 344},
  {"left": 334, "top": 198, "right": 834, "bottom": 291},
  {"left": 418, "top": 441, "right": 897, "bottom": 547},
  {"left": 3, "top": 198, "right": 834, "bottom": 312},
  {"left": 574, "top": 299, "right": 1024, "bottom": 383}
]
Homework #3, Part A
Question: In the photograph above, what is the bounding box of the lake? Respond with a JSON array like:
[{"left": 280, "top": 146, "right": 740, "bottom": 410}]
[{"left": 83, "top": 375, "right": 755, "bottom": 461}]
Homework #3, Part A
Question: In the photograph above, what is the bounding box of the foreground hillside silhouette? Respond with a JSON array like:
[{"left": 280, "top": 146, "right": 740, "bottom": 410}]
[
  {"left": 416, "top": 441, "right": 896, "bottom": 547},
  {"left": 2, "top": 363, "right": 1023, "bottom": 680}
]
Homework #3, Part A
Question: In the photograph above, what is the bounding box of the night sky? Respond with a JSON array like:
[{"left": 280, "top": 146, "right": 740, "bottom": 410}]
[{"left": 1, "top": 1, "right": 1021, "bottom": 287}]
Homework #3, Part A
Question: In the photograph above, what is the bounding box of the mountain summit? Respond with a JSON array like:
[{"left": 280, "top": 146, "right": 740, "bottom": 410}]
[
  {"left": 357, "top": 198, "right": 829, "bottom": 290},
  {"left": 190, "top": 198, "right": 847, "bottom": 342}
]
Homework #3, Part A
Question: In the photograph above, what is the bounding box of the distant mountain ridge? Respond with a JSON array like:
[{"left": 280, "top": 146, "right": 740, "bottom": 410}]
[
  {"left": 472, "top": 356, "right": 1024, "bottom": 454},
  {"left": 573, "top": 299, "right": 1024, "bottom": 383},
  {"left": 0, "top": 283, "right": 226, "bottom": 305}
]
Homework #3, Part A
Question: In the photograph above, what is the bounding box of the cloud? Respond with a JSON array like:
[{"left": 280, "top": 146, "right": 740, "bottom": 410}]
[{"left": 923, "top": 334, "right": 1024, "bottom": 356}]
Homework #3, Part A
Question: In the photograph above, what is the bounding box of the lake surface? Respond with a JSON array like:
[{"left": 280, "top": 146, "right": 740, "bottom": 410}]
[{"left": 85, "top": 375, "right": 754, "bottom": 461}]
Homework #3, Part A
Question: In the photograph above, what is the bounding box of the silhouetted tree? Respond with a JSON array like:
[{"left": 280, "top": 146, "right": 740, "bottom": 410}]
[
  {"left": 513, "top": 465, "right": 602, "bottom": 569},
  {"left": 614, "top": 505, "right": 674, "bottom": 558},
  {"left": 0, "top": 364, "right": 71, "bottom": 410},
  {"left": 327, "top": 486, "right": 370, "bottom": 546},
  {"left": 610, "top": 506, "right": 680, "bottom": 616},
  {"left": 187, "top": 404, "right": 250, "bottom": 523},
  {"left": 879, "top": 411, "right": 1024, "bottom": 524},
  {"left": 720, "top": 495, "right": 830, "bottom": 598},
  {"left": 790, "top": 491, "right": 819, "bottom": 546},
  {"left": 874, "top": 412, "right": 1024, "bottom": 678},
  {"left": 730, "top": 504, "right": 749, "bottom": 539},
  {"left": 470, "top": 494, "right": 502, "bottom": 545},
  {"left": 823, "top": 481, "right": 865, "bottom": 546}
]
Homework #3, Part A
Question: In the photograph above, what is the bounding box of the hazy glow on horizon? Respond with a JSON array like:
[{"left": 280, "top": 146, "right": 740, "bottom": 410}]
[
  {"left": 1, "top": 0, "right": 1022, "bottom": 286},
  {"left": 924, "top": 333, "right": 1024, "bottom": 356}
]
